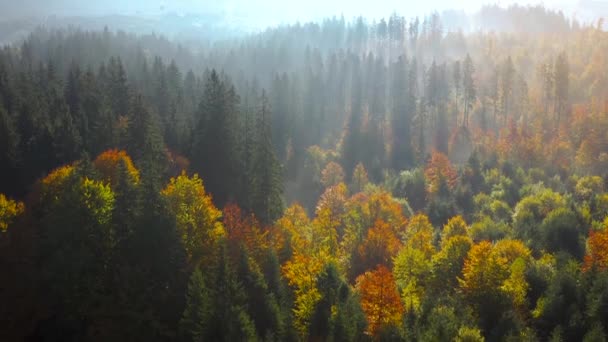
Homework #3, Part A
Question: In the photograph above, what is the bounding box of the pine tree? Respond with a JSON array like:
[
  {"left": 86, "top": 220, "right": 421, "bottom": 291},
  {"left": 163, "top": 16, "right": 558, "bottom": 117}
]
[
  {"left": 179, "top": 268, "right": 213, "bottom": 342},
  {"left": 0, "top": 106, "right": 20, "bottom": 195},
  {"left": 453, "top": 60, "right": 462, "bottom": 116},
  {"left": 107, "top": 57, "right": 130, "bottom": 117},
  {"left": 0, "top": 106, "right": 19, "bottom": 170},
  {"left": 81, "top": 68, "right": 113, "bottom": 155},
  {"left": 127, "top": 94, "right": 167, "bottom": 180},
  {"left": 309, "top": 263, "right": 351, "bottom": 340},
  {"left": 462, "top": 54, "right": 476, "bottom": 128},
  {"left": 207, "top": 243, "right": 258, "bottom": 341},
  {"left": 237, "top": 81, "right": 258, "bottom": 211},
  {"left": 53, "top": 101, "right": 83, "bottom": 165},
  {"left": 123, "top": 174, "right": 188, "bottom": 340},
  {"left": 553, "top": 52, "right": 569, "bottom": 130},
  {"left": 391, "top": 56, "right": 414, "bottom": 171},
  {"left": 191, "top": 70, "right": 239, "bottom": 207},
  {"left": 236, "top": 247, "right": 283, "bottom": 339},
  {"left": 342, "top": 57, "right": 364, "bottom": 177},
  {"left": 500, "top": 56, "right": 515, "bottom": 125},
  {"left": 251, "top": 91, "right": 284, "bottom": 225}
]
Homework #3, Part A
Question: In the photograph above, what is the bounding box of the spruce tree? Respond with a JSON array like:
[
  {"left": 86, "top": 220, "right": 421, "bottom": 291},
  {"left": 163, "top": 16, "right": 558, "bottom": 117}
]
[
  {"left": 462, "top": 54, "right": 476, "bottom": 128},
  {"left": 207, "top": 243, "right": 258, "bottom": 341},
  {"left": 179, "top": 268, "right": 212, "bottom": 342},
  {"left": 553, "top": 52, "right": 569, "bottom": 129},
  {"left": 127, "top": 94, "right": 167, "bottom": 180},
  {"left": 251, "top": 91, "right": 283, "bottom": 225},
  {"left": 342, "top": 57, "right": 364, "bottom": 178},
  {"left": 236, "top": 247, "right": 283, "bottom": 339},
  {"left": 0, "top": 106, "right": 20, "bottom": 195},
  {"left": 192, "top": 70, "right": 239, "bottom": 207},
  {"left": 391, "top": 56, "right": 414, "bottom": 171}
]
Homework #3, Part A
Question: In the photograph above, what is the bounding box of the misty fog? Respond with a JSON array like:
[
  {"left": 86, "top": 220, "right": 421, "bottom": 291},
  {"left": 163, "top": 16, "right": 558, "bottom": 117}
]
[{"left": 0, "top": 0, "right": 604, "bottom": 38}]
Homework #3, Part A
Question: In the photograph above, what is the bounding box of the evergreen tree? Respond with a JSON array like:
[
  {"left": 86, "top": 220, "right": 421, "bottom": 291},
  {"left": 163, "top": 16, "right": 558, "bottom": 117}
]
[
  {"left": 53, "top": 103, "right": 83, "bottom": 165},
  {"left": 207, "top": 243, "right": 258, "bottom": 341},
  {"left": 453, "top": 59, "right": 462, "bottom": 115},
  {"left": 236, "top": 248, "right": 284, "bottom": 340},
  {"left": 500, "top": 56, "right": 515, "bottom": 125},
  {"left": 192, "top": 70, "right": 239, "bottom": 207},
  {"left": 251, "top": 91, "right": 284, "bottom": 225},
  {"left": 309, "top": 263, "right": 352, "bottom": 341},
  {"left": 391, "top": 56, "right": 414, "bottom": 171},
  {"left": 553, "top": 52, "right": 569, "bottom": 130},
  {"left": 107, "top": 57, "right": 130, "bottom": 117},
  {"left": 0, "top": 106, "right": 20, "bottom": 196},
  {"left": 462, "top": 54, "right": 476, "bottom": 128},
  {"left": 342, "top": 57, "right": 364, "bottom": 177},
  {"left": 179, "top": 268, "right": 213, "bottom": 342},
  {"left": 121, "top": 173, "right": 188, "bottom": 340},
  {"left": 127, "top": 94, "right": 167, "bottom": 179}
]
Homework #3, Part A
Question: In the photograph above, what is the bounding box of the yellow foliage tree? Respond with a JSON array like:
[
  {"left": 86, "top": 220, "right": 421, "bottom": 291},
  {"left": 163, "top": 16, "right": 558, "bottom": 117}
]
[
  {"left": 161, "top": 172, "right": 224, "bottom": 263},
  {"left": 0, "top": 193, "right": 24, "bottom": 232},
  {"left": 393, "top": 245, "right": 430, "bottom": 314},
  {"left": 351, "top": 162, "right": 369, "bottom": 193},
  {"left": 282, "top": 250, "right": 328, "bottom": 338},
  {"left": 442, "top": 216, "right": 469, "bottom": 245},
  {"left": 459, "top": 241, "right": 509, "bottom": 301},
  {"left": 405, "top": 214, "right": 435, "bottom": 258}
]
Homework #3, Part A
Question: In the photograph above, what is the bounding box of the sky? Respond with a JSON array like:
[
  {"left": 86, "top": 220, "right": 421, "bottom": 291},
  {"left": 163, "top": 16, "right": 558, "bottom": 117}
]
[{"left": 0, "top": 0, "right": 603, "bottom": 27}]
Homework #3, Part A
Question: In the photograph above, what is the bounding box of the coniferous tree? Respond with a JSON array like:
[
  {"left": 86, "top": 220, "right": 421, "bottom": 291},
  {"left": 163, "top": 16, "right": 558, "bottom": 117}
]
[
  {"left": 342, "top": 57, "right": 364, "bottom": 177},
  {"left": 251, "top": 91, "right": 284, "bottom": 225},
  {"left": 123, "top": 172, "right": 188, "bottom": 340},
  {"left": 236, "top": 247, "right": 284, "bottom": 340},
  {"left": 107, "top": 57, "right": 130, "bottom": 117},
  {"left": 53, "top": 102, "right": 83, "bottom": 165},
  {"left": 192, "top": 70, "right": 239, "bottom": 207},
  {"left": 179, "top": 268, "right": 213, "bottom": 342},
  {"left": 553, "top": 52, "right": 569, "bottom": 129},
  {"left": 391, "top": 56, "right": 414, "bottom": 171},
  {"left": 462, "top": 54, "right": 476, "bottom": 128},
  {"left": 500, "top": 56, "right": 515, "bottom": 125},
  {"left": 453, "top": 60, "right": 462, "bottom": 116},
  {"left": 206, "top": 243, "right": 257, "bottom": 341},
  {"left": 127, "top": 94, "right": 167, "bottom": 179},
  {"left": 0, "top": 106, "right": 20, "bottom": 195}
]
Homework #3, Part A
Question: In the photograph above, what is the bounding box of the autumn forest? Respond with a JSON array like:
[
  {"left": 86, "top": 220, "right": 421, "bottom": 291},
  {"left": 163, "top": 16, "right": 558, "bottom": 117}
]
[{"left": 1, "top": 4, "right": 608, "bottom": 342}]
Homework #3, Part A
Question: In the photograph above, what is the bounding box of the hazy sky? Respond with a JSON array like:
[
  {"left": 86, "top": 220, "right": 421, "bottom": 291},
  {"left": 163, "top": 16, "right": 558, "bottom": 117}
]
[{"left": 0, "top": 0, "right": 602, "bottom": 26}]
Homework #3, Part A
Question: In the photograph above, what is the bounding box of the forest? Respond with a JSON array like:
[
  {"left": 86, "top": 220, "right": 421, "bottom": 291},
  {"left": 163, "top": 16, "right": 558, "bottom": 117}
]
[{"left": 1, "top": 4, "right": 608, "bottom": 342}]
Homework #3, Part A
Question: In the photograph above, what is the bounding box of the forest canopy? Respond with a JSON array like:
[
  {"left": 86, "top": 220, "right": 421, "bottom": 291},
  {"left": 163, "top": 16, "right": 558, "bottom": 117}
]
[{"left": 1, "top": 4, "right": 608, "bottom": 342}]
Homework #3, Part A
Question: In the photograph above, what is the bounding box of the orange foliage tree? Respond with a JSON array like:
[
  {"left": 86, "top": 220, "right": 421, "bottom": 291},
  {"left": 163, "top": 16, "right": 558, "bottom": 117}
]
[
  {"left": 424, "top": 151, "right": 458, "bottom": 196},
  {"left": 321, "top": 161, "right": 345, "bottom": 188},
  {"left": 223, "top": 203, "right": 269, "bottom": 263},
  {"left": 356, "top": 265, "right": 404, "bottom": 337},
  {"left": 358, "top": 219, "right": 402, "bottom": 270},
  {"left": 93, "top": 149, "right": 140, "bottom": 186},
  {"left": 583, "top": 220, "right": 608, "bottom": 272}
]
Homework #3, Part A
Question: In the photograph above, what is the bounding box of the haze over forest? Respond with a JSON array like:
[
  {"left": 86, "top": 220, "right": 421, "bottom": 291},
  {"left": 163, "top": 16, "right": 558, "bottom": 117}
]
[
  {"left": 2, "top": 1, "right": 608, "bottom": 342},
  {"left": 0, "top": 0, "right": 606, "bottom": 41}
]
